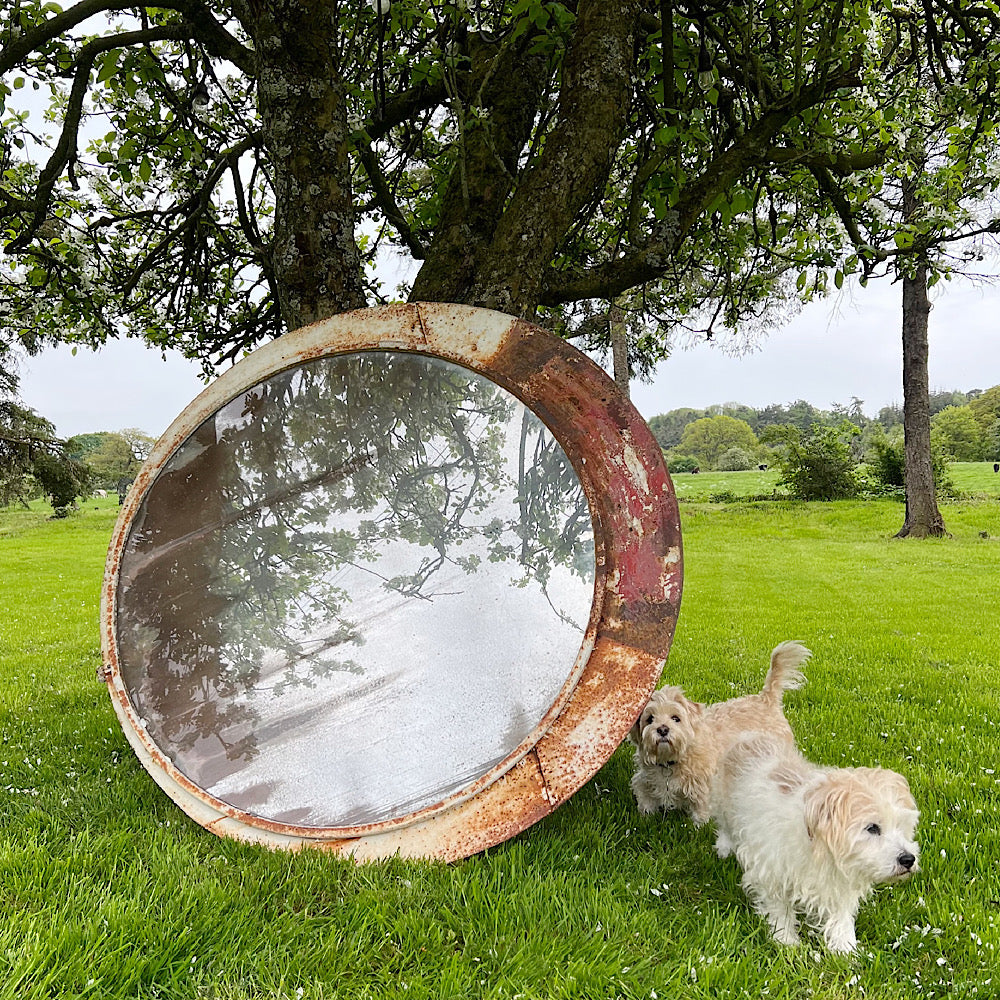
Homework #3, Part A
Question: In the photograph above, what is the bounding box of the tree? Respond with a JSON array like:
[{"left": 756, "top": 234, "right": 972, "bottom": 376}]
[
  {"left": 716, "top": 445, "right": 755, "bottom": 472},
  {"left": 0, "top": 398, "right": 89, "bottom": 513},
  {"left": 647, "top": 408, "right": 703, "bottom": 451},
  {"left": 795, "top": 33, "right": 1000, "bottom": 536},
  {"left": 931, "top": 405, "right": 984, "bottom": 462},
  {"left": 866, "top": 424, "right": 951, "bottom": 495},
  {"left": 120, "top": 426, "right": 157, "bottom": 463},
  {"left": 968, "top": 385, "right": 1000, "bottom": 438},
  {"left": 766, "top": 421, "right": 860, "bottom": 501},
  {"left": 966, "top": 386, "right": 1000, "bottom": 461},
  {"left": 898, "top": 231, "right": 946, "bottom": 536},
  {"left": 3, "top": 1, "right": 992, "bottom": 382},
  {"left": 677, "top": 414, "right": 757, "bottom": 471},
  {"left": 84, "top": 430, "right": 141, "bottom": 487},
  {"left": 664, "top": 453, "right": 699, "bottom": 474},
  {"left": 757, "top": 400, "right": 830, "bottom": 434}
]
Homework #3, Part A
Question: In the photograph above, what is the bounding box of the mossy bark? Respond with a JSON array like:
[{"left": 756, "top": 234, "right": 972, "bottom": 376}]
[{"left": 249, "top": 0, "right": 367, "bottom": 329}]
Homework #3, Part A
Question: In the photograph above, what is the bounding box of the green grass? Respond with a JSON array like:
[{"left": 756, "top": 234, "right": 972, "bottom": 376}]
[
  {"left": 670, "top": 467, "right": 781, "bottom": 501},
  {"left": 2, "top": 490, "right": 998, "bottom": 999},
  {"left": 949, "top": 461, "right": 1000, "bottom": 497}
]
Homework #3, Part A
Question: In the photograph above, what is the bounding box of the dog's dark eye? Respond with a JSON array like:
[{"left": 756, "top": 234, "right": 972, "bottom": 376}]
[
  {"left": 645, "top": 715, "right": 653, "bottom": 725},
  {"left": 866, "top": 823, "right": 882, "bottom": 836},
  {"left": 671, "top": 715, "right": 681, "bottom": 723}
]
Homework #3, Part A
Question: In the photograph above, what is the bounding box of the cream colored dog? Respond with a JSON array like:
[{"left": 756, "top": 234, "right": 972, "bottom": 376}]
[
  {"left": 629, "top": 641, "right": 809, "bottom": 824},
  {"left": 710, "top": 734, "right": 920, "bottom": 953}
]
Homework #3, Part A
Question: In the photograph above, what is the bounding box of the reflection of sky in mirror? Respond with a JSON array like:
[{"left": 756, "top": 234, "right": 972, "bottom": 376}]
[{"left": 117, "top": 353, "right": 595, "bottom": 828}]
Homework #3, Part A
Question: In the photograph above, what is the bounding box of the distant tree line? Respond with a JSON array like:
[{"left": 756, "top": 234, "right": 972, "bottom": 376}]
[
  {"left": 66, "top": 429, "right": 156, "bottom": 488},
  {"left": 0, "top": 402, "right": 155, "bottom": 516},
  {"left": 651, "top": 385, "right": 1000, "bottom": 501}
]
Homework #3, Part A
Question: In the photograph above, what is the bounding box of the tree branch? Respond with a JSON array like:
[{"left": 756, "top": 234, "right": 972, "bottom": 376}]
[
  {"left": 117, "top": 132, "right": 262, "bottom": 299},
  {"left": 808, "top": 163, "right": 873, "bottom": 265},
  {"left": 0, "top": 0, "right": 253, "bottom": 76},
  {"left": 464, "top": 0, "right": 641, "bottom": 314},
  {"left": 364, "top": 79, "right": 451, "bottom": 144},
  {"left": 6, "top": 25, "right": 189, "bottom": 252},
  {"left": 765, "top": 146, "right": 887, "bottom": 175},
  {"left": 355, "top": 139, "right": 426, "bottom": 259},
  {"left": 541, "top": 58, "right": 867, "bottom": 306}
]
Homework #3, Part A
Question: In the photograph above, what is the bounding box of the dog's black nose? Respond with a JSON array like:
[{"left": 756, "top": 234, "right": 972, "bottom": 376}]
[
  {"left": 898, "top": 853, "right": 916, "bottom": 870},
  {"left": 656, "top": 725, "right": 670, "bottom": 738}
]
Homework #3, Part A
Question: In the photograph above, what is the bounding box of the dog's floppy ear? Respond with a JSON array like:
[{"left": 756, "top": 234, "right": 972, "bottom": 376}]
[
  {"left": 685, "top": 694, "right": 706, "bottom": 718},
  {"left": 628, "top": 708, "right": 646, "bottom": 746},
  {"left": 803, "top": 775, "right": 854, "bottom": 855}
]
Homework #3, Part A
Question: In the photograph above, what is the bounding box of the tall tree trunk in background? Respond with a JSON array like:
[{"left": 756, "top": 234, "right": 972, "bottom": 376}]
[{"left": 896, "top": 233, "right": 947, "bottom": 537}]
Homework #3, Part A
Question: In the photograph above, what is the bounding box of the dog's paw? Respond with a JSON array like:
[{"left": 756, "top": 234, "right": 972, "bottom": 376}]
[
  {"left": 824, "top": 933, "right": 857, "bottom": 954},
  {"left": 761, "top": 901, "right": 800, "bottom": 947},
  {"left": 772, "top": 925, "right": 801, "bottom": 947},
  {"left": 823, "top": 919, "right": 858, "bottom": 954},
  {"left": 714, "top": 833, "right": 734, "bottom": 858}
]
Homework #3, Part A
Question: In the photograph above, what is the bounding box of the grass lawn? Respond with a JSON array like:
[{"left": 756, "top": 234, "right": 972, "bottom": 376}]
[{"left": 1, "top": 488, "right": 997, "bottom": 999}]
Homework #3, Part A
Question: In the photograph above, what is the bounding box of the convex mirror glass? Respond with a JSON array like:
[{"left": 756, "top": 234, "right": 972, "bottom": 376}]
[{"left": 115, "top": 351, "right": 595, "bottom": 828}]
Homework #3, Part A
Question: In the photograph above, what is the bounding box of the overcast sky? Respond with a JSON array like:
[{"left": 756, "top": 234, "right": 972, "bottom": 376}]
[{"left": 16, "top": 270, "right": 1000, "bottom": 440}]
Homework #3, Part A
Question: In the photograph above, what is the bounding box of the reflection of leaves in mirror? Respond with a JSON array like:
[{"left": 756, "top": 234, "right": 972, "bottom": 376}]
[
  {"left": 118, "top": 353, "right": 594, "bottom": 787},
  {"left": 513, "top": 410, "right": 594, "bottom": 629},
  {"left": 212, "top": 354, "right": 517, "bottom": 651}
]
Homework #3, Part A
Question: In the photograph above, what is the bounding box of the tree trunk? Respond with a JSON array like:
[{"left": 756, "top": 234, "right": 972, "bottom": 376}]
[
  {"left": 609, "top": 302, "right": 630, "bottom": 397},
  {"left": 896, "top": 256, "right": 947, "bottom": 538},
  {"left": 407, "top": 35, "right": 549, "bottom": 305},
  {"left": 250, "top": 0, "right": 367, "bottom": 329},
  {"left": 460, "top": 0, "right": 640, "bottom": 316}
]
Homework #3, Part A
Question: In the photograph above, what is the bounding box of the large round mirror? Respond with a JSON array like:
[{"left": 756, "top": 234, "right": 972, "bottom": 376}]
[{"left": 101, "top": 304, "right": 682, "bottom": 860}]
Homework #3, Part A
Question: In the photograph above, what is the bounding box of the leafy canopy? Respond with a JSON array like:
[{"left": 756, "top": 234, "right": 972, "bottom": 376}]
[{"left": 2, "top": 0, "right": 999, "bottom": 377}]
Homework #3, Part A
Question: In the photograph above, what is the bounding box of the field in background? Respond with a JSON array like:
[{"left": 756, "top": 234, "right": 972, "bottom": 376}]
[
  {"left": 948, "top": 461, "right": 1000, "bottom": 495},
  {"left": 670, "top": 461, "right": 1000, "bottom": 502},
  {"left": 1, "top": 487, "right": 997, "bottom": 999}
]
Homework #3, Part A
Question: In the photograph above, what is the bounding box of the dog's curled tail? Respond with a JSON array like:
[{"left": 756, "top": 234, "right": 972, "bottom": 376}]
[{"left": 760, "top": 640, "right": 810, "bottom": 703}]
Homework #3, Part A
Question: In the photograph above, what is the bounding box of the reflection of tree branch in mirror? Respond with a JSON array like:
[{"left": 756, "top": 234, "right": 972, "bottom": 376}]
[
  {"left": 124, "top": 449, "right": 375, "bottom": 582},
  {"left": 116, "top": 353, "right": 598, "bottom": 825}
]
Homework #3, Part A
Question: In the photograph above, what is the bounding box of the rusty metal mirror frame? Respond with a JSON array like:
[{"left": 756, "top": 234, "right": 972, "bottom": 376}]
[{"left": 101, "top": 303, "right": 682, "bottom": 862}]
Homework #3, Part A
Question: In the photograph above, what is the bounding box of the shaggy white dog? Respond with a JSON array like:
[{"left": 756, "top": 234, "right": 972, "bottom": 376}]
[
  {"left": 629, "top": 641, "right": 809, "bottom": 824},
  {"left": 710, "top": 735, "right": 920, "bottom": 953}
]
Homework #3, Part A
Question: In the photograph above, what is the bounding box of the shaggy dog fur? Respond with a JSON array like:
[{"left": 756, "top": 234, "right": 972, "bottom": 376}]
[
  {"left": 710, "top": 734, "right": 920, "bottom": 953},
  {"left": 628, "top": 641, "right": 810, "bottom": 824}
]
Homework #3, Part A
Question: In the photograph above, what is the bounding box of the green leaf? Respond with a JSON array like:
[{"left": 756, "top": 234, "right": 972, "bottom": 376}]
[{"left": 97, "top": 51, "right": 120, "bottom": 84}]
